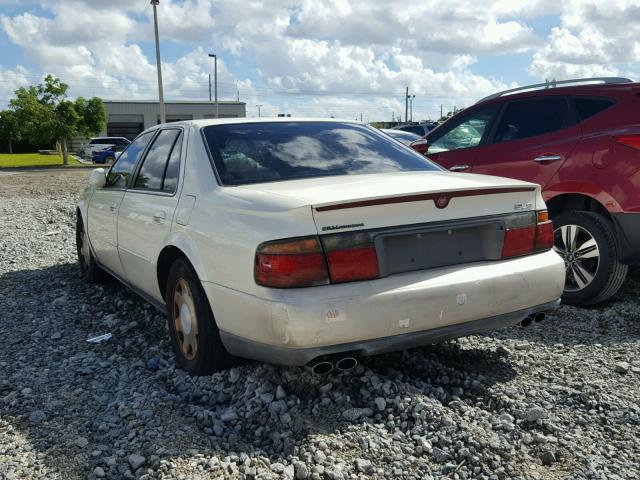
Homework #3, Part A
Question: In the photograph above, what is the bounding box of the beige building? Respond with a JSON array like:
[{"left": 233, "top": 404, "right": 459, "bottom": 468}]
[{"left": 101, "top": 100, "right": 247, "bottom": 139}]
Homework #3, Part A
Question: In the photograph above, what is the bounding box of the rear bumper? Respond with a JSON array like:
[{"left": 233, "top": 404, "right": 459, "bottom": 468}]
[
  {"left": 612, "top": 213, "right": 640, "bottom": 264},
  {"left": 220, "top": 299, "right": 560, "bottom": 365},
  {"left": 203, "top": 250, "right": 565, "bottom": 365}
]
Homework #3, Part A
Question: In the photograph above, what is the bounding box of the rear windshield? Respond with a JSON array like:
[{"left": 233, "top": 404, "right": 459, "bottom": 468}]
[
  {"left": 202, "top": 122, "right": 440, "bottom": 185},
  {"left": 90, "top": 139, "right": 116, "bottom": 145}
]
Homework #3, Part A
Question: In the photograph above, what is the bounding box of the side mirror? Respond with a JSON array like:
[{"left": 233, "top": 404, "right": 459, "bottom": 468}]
[{"left": 88, "top": 168, "right": 107, "bottom": 188}]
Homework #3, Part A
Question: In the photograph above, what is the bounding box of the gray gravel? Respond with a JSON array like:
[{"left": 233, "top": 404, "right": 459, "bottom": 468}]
[{"left": 0, "top": 169, "right": 639, "bottom": 479}]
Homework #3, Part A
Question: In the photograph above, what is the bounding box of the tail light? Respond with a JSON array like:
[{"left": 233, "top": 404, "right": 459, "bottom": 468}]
[
  {"left": 255, "top": 232, "right": 381, "bottom": 288},
  {"left": 255, "top": 237, "right": 329, "bottom": 288},
  {"left": 501, "top": 210, "right": 554, "bottom": 259},
  {"left": 409, "top": 138, "right": 429, "bottom": 155},
  {"left": 615, "top": 134, "right": 640, "bottom": 150},
  {"left": 321, "top": 232, "right": 379, "bottom": 283}
]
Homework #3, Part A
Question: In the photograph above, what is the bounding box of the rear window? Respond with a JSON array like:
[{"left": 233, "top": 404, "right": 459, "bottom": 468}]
[
  {"left": 202, "top": 122, "right": 440, "bottom": 185},
  {"left": 572, "top": 97, "right": 615, "bottom": 121},
  {"left": 90, "top": 139, "right": 115, "bottom": 145}
]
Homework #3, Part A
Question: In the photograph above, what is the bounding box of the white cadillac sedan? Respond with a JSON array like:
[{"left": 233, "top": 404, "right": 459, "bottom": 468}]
[{"left": 77, "top": 119, "right": 565, "bottom": 375}]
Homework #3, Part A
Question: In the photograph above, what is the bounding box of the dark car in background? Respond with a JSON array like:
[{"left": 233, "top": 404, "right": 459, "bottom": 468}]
[
  {"left": 421, "top": 77, "right": 640, "bottom": 306},
  {"left": 393, "top": 122, "right": 438, "bottom": 136},
  {"left": 381, "top": 128, "right": 421, "bottom": 146}
]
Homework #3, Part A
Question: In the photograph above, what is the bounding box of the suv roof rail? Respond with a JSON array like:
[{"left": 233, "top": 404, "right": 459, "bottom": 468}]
[{"left": 477, "top": 77, "right": 635, "bottom": 104}]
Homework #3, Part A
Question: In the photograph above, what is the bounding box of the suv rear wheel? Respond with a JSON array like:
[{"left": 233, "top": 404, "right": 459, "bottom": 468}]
[
  {"left": 165, "top": 258, "right": 238, "bottom": 375},
  {"left": 553, "top": 211, "right": 628, "bottom": 306}
]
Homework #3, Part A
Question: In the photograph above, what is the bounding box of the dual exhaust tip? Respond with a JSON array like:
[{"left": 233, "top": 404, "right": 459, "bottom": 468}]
[
  {"left": 310, "top": 356, "right": 358, "bottom": 375},
  {"left": 520, "top": 311, "right": 546, "bottom": 327},
  {"left": 311, "top": 312, "right": 547, "bottom": 373}
]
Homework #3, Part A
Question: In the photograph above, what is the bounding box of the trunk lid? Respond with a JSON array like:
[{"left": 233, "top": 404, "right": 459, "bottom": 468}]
[{"left": 236, "top": 171, "right": 540, "bottom": 232}]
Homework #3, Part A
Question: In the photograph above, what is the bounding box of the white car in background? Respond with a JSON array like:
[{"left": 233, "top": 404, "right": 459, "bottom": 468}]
[
  {"left": 76, "top": 119, "right": 565, "bottom": 376},
  {"left": 79, "top": 136, "right": 130, "bottom": 159}
]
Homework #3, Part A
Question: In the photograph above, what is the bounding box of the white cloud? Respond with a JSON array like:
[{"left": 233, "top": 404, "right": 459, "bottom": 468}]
[
  {"left": 0, "top": 0, "right": 639, "bottom": 119},
  {"left": 529, "top": 0, "right": 640, "bottom": 80}
]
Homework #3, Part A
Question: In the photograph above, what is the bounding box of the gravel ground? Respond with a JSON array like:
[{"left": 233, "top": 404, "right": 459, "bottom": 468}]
[{"left": 0, "top": 169, "right": 638, "bottom": 480}]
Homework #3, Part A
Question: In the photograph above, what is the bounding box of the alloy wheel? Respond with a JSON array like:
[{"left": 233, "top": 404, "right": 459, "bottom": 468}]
[
  {"left": 172, "top": 278, "right": 199, "bottom": 360},
  {"left": 553, "top": 224, "right": 600, "bottom": 291}
]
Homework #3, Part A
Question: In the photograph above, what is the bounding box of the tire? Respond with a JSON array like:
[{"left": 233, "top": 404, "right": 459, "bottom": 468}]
[
  {"left": 105, "top": 156, "right": 115, "bottom": 165},
  {"left": 165, "top": 258, "right": 238, "bottom": 375},
  {"left": 553, "top": 211, "right": 628, "bottom": 306},
  {"left": 76, "top": 213, "right": 109, "bottom": 283}
]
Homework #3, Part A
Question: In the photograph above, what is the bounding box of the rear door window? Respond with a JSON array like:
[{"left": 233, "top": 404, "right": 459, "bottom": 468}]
[
  {"left": 572, "top": 97, "right": 615, "bottom": 121},
  {"left": 107, "top": 132, "right": 154, "bottom": 188},
  {"left": 428, "top": 104, "right": 499, "bottom": 153},
  {"left": 134, "top": 129, "right": 181, "bottom": 191},
  {"left": 493, "top": 97, "right": 576, "bottom": 143}
]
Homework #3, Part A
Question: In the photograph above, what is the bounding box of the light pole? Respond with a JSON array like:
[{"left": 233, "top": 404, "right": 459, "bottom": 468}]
[
  {"left": 255, "top": 104, "right": 263, "bottom": 117},
  {"left": 208, "top": 53, "right": 218, "bottom": 118},
  {"left": 150, "top": 0, "right": 165, "bottom": 124}
]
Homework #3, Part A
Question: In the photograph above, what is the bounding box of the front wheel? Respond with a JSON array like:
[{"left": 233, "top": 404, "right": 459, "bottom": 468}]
[
  {"left": 553, "top": 211, "right": 627, "bottom": 306},
  {"left": 165, "top": 258, "right": 238, "bottom": 375},
  {"left": 76, "top": 213, "right": 109, "bottom": 283}
]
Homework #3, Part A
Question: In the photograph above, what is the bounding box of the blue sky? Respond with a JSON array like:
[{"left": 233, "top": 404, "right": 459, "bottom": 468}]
[{"left": 1, "top": 1, "right": 639, "bottom": 121}]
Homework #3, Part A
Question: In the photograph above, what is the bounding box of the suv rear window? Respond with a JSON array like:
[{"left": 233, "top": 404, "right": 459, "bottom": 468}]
[
  {"left": 202, "top": 122, "right": 440, "bottom": 185},
  {"left": 572, "top": 97, "right": 615, "bottom": 121},
  {"left": 494, "top": 98, "right": 575, "bottom": 143}
]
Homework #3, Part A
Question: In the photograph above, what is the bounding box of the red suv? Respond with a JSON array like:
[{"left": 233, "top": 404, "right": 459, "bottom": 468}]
[{"left": 424, "top": 77, "right": 640, "bottom": 306}]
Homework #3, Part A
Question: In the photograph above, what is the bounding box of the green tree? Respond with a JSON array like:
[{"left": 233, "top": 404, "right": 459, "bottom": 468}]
[
  {"left": 9, "top": 75, "right": 107, "bottom": 164},
  {"left": 0, "top": 110, "right": 22, "bottom": 153},
  {"left": 74, "top": 96, "right": 107, "bottom": 138}
]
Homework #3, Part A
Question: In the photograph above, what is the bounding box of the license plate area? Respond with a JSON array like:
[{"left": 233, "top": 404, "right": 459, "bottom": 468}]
[{"left": 374, "top": 219, "right": 505, "bottom": 277}]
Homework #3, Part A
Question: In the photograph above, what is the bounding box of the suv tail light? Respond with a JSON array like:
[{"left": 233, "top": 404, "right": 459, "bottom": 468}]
[
  {"left": 321, "top": 232, "right": 379, "bottom": 283},
  {"left": 615, "top": 134, "right": 640, "bottom": 150},
  {"left": 255, "top": 237, "right": 329, "bottom": 288},
  {"left": 501, "top": 210, "right": 554, "bottom": 259}
]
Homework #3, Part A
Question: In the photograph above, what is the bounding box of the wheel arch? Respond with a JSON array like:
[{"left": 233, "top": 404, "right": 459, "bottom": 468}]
[
  {"left": 545, "top": 193, "right": 611, "bottom": 219},
  {"left": 156, "top": 233, "right": 207, "bottom": 301}
]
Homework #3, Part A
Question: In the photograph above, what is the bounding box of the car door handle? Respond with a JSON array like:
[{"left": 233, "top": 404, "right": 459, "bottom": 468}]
[
  {"left": 534, "top": 154, "right": 562, "bottom": 163},
  {"left": 450, "top": 164, "right": 470, "bottom": 172},
  {"left": 152, "top": 211, "right": 166, "bottom": 224}
]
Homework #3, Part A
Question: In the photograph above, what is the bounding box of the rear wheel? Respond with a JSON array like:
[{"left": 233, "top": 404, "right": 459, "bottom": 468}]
[
  {"left": 165, "top": 258, "right": 238, "bottom": 375},
  {"left": 553, "top": 211, "right": 627, "bottom": 306},
  {"left": 105, "top": 155, "right": 115, "bottom": 165},
  {"left": 76, "top": 213, "right": 109, "bottom": 283}
]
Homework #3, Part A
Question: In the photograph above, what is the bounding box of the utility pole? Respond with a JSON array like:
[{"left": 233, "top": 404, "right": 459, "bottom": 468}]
[
  {"left": 236, "top": 82, "right": 240, "bottom": 102},
  {"left": 256, "top": 104, "right": 263, "bottom": 117},
  {"left": 409, "top": 94, "right": 415, "bottom": 122},
  {"left": 151, "top": 0, "right": 165, "bottom": 124},
  {"left": 208, "top": 53, "right": 218, "bottom": 118},
  {"left": 208, "top": 74, "right": 212, "bottom": 102},
  {"left": 405, "top": 86, "right": 409, "bottom": 124},
  {"left": 440, "top": 104, "right": 443, "bottom": 120},
  {"left": 360, "top": 112, "right": 362, "bottom": 122}
]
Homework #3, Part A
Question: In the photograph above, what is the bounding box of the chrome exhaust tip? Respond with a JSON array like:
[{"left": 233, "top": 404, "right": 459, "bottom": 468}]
[
  {"left": 310, "top": 361, "right": 334, "bottom": 375},
  {"left": 533, "top": 312, "right": 546, "bottom": 323},
  {"left": 335, "top": 357, "right": 358, "bottom": 372},
  {"left": 520, "top": 316, "right": 533, "bottom": 327}
]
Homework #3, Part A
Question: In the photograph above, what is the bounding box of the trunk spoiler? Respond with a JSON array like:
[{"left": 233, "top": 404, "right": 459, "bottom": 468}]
[{"left": 314, "top": 187, "right": 536, "bottom": 212}]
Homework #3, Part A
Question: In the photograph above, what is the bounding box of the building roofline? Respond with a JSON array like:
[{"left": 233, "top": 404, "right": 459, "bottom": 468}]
[{"left": 103, "top": 99, "right": 246, "bottom": 105}]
